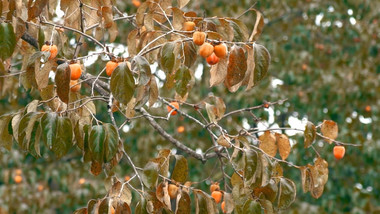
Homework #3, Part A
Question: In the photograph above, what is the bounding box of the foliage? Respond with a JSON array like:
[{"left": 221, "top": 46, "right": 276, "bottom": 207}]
[{"left": 0, "top": 0, "right": 378, "bottom": 213}]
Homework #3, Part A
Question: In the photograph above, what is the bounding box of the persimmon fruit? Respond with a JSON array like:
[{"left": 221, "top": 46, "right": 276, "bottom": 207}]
[
  {"left": 199, "top": 42, "right": 214, "bottom": 58},
  {"left": 106, "top": 61, "right": 119, "bottom": 76},
  {"left": 177, "top": 126, "right": 185, "bottom": 133},
  {"left": 183, "top": 21, "right": 196, "bottom": 31},
  {"left": 132, "top": 0, "right": 141, "bottom": 7},
  {"left": 14, "top": 175, "right": 22, "bottom": 183},
  {"left": 69, "top": 63, "right": 82, "bottom": 80},
  {"left": 210, "top": 182, "right": 220, "bottom": 192},
  {"left": 365, "top": 105, "right": 371, "bottom": 112},
  {"left": 211, "top": 191, "right": 222, "bottom": 204},
  {"left": 206, "top": 53, "right": 220, "bottom": 65},
  {"left": 221, "top": 201, "right": 226, "bottom": 213},
  {"left": 214, "top": 43, "right": 227, "bottom": 58},
  {"left": 333, "top": 145, "right": 345, "bottom": 160},
  {"left": 193, "top": 31, "right": 206, "bottom": 46},
  {"left": 41, "top": 44, "right": 58, "bottom": 60},
  {"left": 168, "top": 184, "right": 178, "bottom": 199},
  {"left": 78, "top": 178, "right": 86, "bottom": 185},
  {"left": 124, "top": 175, "right": 131, "bottom": 181},
  {"left": 15, "top": 169, "right": 22, "bottom": 175},
  {"left": 70, "top": 80, "right": 81, "bottom": 92},
  {"left": 167, "top": 101, "right": 179, "bottom": 116}
]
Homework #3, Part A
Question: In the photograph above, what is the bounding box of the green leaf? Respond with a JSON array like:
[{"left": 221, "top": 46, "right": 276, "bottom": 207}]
[
  {"left": 171, "top": 155, "right": 188, "bottom": 183},
  {"left": 0, "top": 23, "right": 16, "bottom": 60},
  {"left": 253, "top": 44, "right": 270, "bottom": 85},
  {"left": 110, "top": 62, "right": 136, "bottom": 105},
  {"left": 227, "top": 19, "right": 249, "bottom": 42},
  {"left": 244, "top": 150, "right": 259, "bottom": 186},
  {"left": 53, "top": 116, "right": 73, "bottom": 158},
  {"left": 141, "top": 161, "right": 159, "bottom": 189},
  {"left": 160, "top": 42, "right": 176, "bottom": 74},
  {"left": 193, "top": 189, "right": 218, "bottom": 214},
  {"left": 175, "top": 66, "right": 191, "bottom": 97},
  {"left": 28, "top": 119, "right": 42, "bottom": 158},
  {"left": 103, "top": 123, "right": 118, "bottom": 162},
  {"left": 243, "top": 199, "right": 261, "bottom": 214},
  {"left": 40, "top": 112, "right": 58, "bottom": 149},
  {"left": 304, "top": 121, "right": 316, "bottom": 148},
  {"left": 0, "top": 114, "right": 14, "bottom": 150},
  {"left": 276, "top": 178, "right": 296, "bottom": 210},
  {"left": 134, "top": 55, "right": 152, "bottom": 86},
  {"left": 18, "top": 112, "right": 43, "bottom": 151},
  {"left": 176, "top": 191, "right": 191, "bottom": 214},
  {"left": 89, "top": 125, "right": 106, "bottom": 162}
]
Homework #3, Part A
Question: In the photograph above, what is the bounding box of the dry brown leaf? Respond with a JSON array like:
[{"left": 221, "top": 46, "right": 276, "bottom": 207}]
[
  {"left": 320, "top": 120, "right": 338, "bottom": 144},
  {"left": 259, "top": 131, "right": 277, "bottom": 157},
  {"left": 275, "top": 133, "right": 291, "bottom": 160},
  {"left": 209, "top": 57, "right": 228, "bottom": 87}
]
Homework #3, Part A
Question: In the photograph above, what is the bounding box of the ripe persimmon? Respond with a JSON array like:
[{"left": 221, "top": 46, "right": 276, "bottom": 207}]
[
  {"left": 41, "top": 43, "right": 58, "bottom": 60},
  {"left": 210, "top": 182, "right": 220, "bottom": 192},
  {"left": 211, "top": 191, "right": 222, "bottom": 204},
  {"left": 78, "top": 178, "right": 86, "bottom": 185},
  {"left": 132, "top": 0, "right": 141, "bottom": 7},
  {"left": 183, "top": 21, "right": 195, "bottom": 31},
  {"left": 106, "top": 61, "right": 119, "bottom": 76},
  {"left": 221, "top": 201, "right": 226, "bottom": 213},
  {"left": 177, "top": 126, "right": 185, "bottom": 133},
  {"left": 124, "top": 175, "right": 131, "bottom": 181},
  {"left": 365, "top": 105, "right": 371, "bottom": 112},
  {"left": 167, "top": 101, "right": 179, "bottom": 116},
  {"left": 199, "top": 42, "right": 214, "bottom": 58},
  {"left": 168, "top": 184, "right": 178, "bottom": 199},
  {"left": 14, "top": 175, "right": 22, "bottom": 183},
  {"left": 193, "top": 31, "right": 206, "bottom": 46},
  {"left": 333, "top": 145, "right": 345, "bottom": 160},
  {"left": 69, "top": 63, "right": 82, "bottom": 80},
  {"left": 70, "top": 80, "right": 81, "bottom": 92},
  {"left": 214, "top": 43, "right": 227, "bottom": 58},
  {"left": 37, "top": 184, "right": 44, "bottom": 192},
  {"left": 15, "top": 169, "right": 22, "bottom": 175},
  {"left": 206, "top": 53, "right": 220, "bottom": 65}
]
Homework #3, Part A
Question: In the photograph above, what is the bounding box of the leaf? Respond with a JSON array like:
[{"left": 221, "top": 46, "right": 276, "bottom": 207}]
[
  {"left": 154, "top": 149, "right": 171, "bottom": 177},
  {"left": 249, "top": 9, "right": 264, "bottom": 42},
  {"left": 103, "top": 123, "right": 119, "bottom": 162},
  {"left": 253, "top": 179, "right": 278, "bottom": 202},
  {"left": 0, "top": 23, "right": 16, "bottom": 60},
  {"left": 17, "top": 112, "right": 42, "bottom": 151},
  {"left": 259, "top": 153, "right": 273, "bottom": 187},
  {"left": 304, "top": 121, "right": 316, "bottom": 148},
  {"left": 244, "top": 150, "right": 259, "bottom": 186},
  {"left": 172, "top": 7, "right": 186, "bottom": 30},
  {"left": 108, "top": 22, "right": 118, "bottom": 43},
  {"left": 110, "top": 62, "right": 136, "bottom": 105},
  {"left": 40, "top": 112, "right": 58, "bottom": 150},
  {"left": 225, "top": 45, "right": 247, "bottom": 92},
  {"left": 259, "top": 131, "right": 277, "bottom": 157},
  {"left": 127, "top": 29, "right": 139, "bottom": 56},
  {"left": 217, "top": 135, "right": 231, "bottom": 148},
  {"left": 90, "top": 160, "right": 102, "bottom": 176},
  {"left": 183, "top": 42, "right": 197, "bottom": 68},
  {"left": 209, "top": 57, "right": 227, "bottom": 87},
  {"left": 115, "top": 201, "right": 132, "bottom": 214},
  {"left": 193, "top": 189, "right": 218, "bottom": 214},
  {"left": 0, "top": 114, "right": 13, "bottom": 150},
  {"left": 27, "top": 0, "right": 49, "bottom": 20},
  {"left": 160, "top": 42, "right": 176, "bottom": 74},
  {"left": 98, "top": 198, "right": 109, "bottom": 214},
  {"left": 171, "top": 155, "right": 188, "bottom": 183},
  {"left": 253, "top": 44, "right": 270, "bottom": 85},
  {"left": 175, "top": 66, "right": 191, "bottom": 97},
  {"left": 36, "top": 60, "right": 54, "bottom": 90},
  {"left": 55, "top": 63, "right": 70, "bottom": 104},
  {"left": 242, "top": 45, "right": 255, "bottom": 90},
  {"left": 177, "top": 0, "right": 190, "bottom": 9},
  {"left": 223, "top": 192, "right": 235, "bottom": 214},
  {"left": 176, "top": 190, "right": 191, "bottom": 214},
  {"left": 133, "top": 55, "right": 152, "bottom": 86},
  {"left": 148, "top": 75, "right": 158, "bottom": 107},
  {"left": 300, "top": 166, "right": 312, "bottom": 193},
  {"left": 155, "top": 182, "right": 171, "bottom": 210},
  {"left": 243, "top": 199, "right": 261, "bottom": 214},
  {"left": 89, "top": 125, "right": 106, "bottom": 162},
  {"left": 276, "top": 178, "right": 296, "bottom": 210},
  {"left": 321, "top": 120, "right": 338, "bottom": 144},
  {"left": 53, "top": 116, "right": 73, "bottom": 158},
  {"left": 227, "top": 19, "right": 249, "bottom": 42},
  {"left": 275, "top": 133, "right": 291, "bottom": 160},
  {"left": 141, "top": 161, "right": 159, "bottom": 189},
  {"left": 300, "top": 157, "right": 329, "bottom": 199}
]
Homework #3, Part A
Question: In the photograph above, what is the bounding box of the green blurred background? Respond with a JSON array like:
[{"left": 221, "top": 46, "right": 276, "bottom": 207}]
[{"left": 0, "top": 0, "right": 379, "bottom": 213}]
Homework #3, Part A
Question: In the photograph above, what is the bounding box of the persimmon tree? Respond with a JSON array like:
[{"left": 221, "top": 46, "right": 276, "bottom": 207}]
[{"left": 0, "top": 0, "right": 360, "bottom": 213}]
